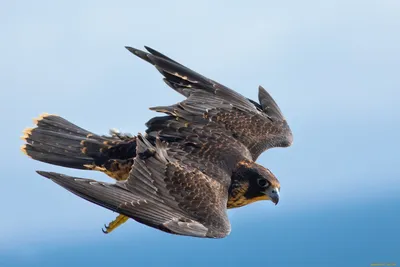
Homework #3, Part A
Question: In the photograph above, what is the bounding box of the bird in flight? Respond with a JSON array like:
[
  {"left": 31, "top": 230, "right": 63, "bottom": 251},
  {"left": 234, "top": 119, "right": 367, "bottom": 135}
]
[{"left": 21, "top": 46, "right": 293, "bottom": 238}]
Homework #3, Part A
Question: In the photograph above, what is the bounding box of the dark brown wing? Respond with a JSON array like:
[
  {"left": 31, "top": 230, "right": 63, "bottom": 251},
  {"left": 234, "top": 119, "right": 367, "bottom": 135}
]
[
  {"left": 37, "top": 134, "right": 231, "bottom": 238},
  {"left": 126, "top": 46, "right": 293, "bottom": 160},
  {"left": 145, "top": 115, "right": 252, "bottom": 185}
]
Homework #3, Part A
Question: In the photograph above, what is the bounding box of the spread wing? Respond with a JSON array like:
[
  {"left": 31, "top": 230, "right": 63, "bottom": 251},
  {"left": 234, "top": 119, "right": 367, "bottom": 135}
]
[
  {"left": 37, "top": 134, "right": 231, "bottom": 238},
  {"left": 145, "top": 115, "right": 252, "bottom": 185},
  {"left": 126, "top": 46, "right": 293, "bottom": 160}
]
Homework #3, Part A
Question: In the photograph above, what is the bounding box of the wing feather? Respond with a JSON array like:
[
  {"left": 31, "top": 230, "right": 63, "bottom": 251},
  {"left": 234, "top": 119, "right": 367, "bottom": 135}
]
[
  {"left": 126, "top": 46, "right": 293, "bottom": 160},
  {"left": 37, "top": 133, "right": 231, "bottom": 238}
]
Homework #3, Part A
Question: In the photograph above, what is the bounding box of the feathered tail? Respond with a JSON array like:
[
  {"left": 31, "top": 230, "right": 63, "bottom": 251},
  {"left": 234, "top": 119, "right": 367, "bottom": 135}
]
[{"left": 21, "top": 113, "right": 137, "bottom": 180}]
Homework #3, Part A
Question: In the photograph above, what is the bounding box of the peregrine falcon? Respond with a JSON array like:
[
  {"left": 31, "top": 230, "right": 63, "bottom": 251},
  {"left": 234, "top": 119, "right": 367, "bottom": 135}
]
[{"left": 21, "top": 46, "right": 293, "bottom": 238}]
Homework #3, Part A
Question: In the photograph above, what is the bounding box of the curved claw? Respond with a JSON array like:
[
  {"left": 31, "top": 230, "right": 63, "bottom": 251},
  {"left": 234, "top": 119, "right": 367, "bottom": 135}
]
[
  {"left": 101, "top": 214, "right": 129, "bottom": 235},
  {"left": 102, "top": 223, "right": 110, "bottom": 234}
]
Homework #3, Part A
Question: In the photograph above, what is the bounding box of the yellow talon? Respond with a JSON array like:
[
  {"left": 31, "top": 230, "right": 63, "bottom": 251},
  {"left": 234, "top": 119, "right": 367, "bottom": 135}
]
[{"left": 102, "top": 214, "right": 129, "bottom": 234}]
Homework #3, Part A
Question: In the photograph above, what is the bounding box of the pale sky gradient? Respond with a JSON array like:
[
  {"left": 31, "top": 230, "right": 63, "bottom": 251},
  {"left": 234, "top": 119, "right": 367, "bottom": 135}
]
[{"left": 1, "top": 1, "right": 399, "bottom": 266}]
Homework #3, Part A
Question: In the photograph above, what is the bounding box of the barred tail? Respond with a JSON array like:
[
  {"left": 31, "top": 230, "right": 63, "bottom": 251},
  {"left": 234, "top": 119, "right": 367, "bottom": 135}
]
[{"left": 21, "top": 113, "right": 136, "bottom": 180}]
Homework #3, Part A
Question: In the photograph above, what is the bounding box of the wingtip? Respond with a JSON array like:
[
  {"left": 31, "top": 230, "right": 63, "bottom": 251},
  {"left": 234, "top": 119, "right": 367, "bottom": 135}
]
[
  {"left": 36, "top": 170, "right": 52, "bottom": 178},
  {"left": 36, "top": 171, "right": 65, "bottom": 181},
  {"left": 125, "top": 46, "right": 140, "bottom": 55},
  {"left": 258, "top": 85, "right": 267, "bottom": 94},
  {"left": 125, "top": 46, "right": 155, "bottom": 65},
  {"left": 144, "top": 45, "right": 156, "bottom": 54},
  {"left": 125, "top": 45, "right": 153, "bottom": 53}
]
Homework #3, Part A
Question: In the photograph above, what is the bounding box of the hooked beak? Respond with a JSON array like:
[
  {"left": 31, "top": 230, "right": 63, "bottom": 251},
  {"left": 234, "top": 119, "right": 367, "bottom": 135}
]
[{"left": 267, "top": 187, "right": 280, "bottom": 205}]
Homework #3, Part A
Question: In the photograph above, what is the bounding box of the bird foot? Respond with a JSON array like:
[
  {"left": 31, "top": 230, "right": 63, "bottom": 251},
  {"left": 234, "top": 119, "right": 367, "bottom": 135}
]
[{"left": 102, "top": 214, "right": 129, "bottom": 234}]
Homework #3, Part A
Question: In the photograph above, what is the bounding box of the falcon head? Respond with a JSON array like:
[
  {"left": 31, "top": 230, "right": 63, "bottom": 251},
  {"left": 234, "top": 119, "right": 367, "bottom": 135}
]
[
  {"left": 229, "top": 160, "right": 280, "bottom": 208},
  {"left": 246, "top": 163, "right": 280, "bottom": 205}
]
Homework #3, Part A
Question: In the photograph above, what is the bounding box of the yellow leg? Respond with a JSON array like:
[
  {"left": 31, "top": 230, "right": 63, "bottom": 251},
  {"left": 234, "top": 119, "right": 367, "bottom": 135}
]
[{"left": 102, "top": 214, "right": 129, "bottom": 234}]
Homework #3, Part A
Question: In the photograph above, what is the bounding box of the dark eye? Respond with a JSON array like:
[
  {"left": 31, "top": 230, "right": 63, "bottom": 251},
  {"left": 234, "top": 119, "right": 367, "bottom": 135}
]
[{"left": 257, "top": 178, "right": 269, "bottom": 188}]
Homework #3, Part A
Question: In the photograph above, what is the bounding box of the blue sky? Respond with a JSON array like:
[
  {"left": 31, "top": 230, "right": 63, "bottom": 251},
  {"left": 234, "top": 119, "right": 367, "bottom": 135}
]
[{"left": 1, "top": 0, "right": 399, "bottom": 266}]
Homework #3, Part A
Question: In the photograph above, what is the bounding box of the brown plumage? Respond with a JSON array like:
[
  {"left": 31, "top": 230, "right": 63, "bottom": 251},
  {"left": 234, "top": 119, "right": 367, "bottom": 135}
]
[{"left": 21, "top": 46, "right": 292, "bottom": 238}]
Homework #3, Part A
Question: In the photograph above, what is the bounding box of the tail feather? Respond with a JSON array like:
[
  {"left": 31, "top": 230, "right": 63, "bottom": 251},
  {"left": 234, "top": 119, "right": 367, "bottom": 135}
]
[
  {"left": 21, "top": 114, "right": 137, "bottom": 180},
  {"left": 22, "top": 143, "right": 93, "bottom": 169},
  {"left": 33, "top": 113, "right": 95, "bottom": 137}
]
